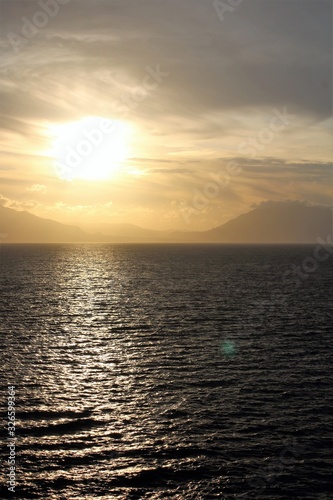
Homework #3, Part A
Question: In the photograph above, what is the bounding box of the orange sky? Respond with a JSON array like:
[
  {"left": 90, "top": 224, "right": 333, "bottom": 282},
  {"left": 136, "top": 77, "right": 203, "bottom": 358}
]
[{"left": 0, "top": 0, "right": 332, "bottom": 230}]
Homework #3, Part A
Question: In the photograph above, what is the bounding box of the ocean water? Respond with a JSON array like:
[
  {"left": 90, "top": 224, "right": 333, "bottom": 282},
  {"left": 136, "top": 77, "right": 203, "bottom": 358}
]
[{"left": 0, "top": 244, "right": 332, "bottom": 499}]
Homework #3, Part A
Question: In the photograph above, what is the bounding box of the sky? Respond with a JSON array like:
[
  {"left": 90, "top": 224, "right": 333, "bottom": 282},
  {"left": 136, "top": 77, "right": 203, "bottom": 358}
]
[{"left": 0, "top": 0, "right": 332, "bottom": 231}]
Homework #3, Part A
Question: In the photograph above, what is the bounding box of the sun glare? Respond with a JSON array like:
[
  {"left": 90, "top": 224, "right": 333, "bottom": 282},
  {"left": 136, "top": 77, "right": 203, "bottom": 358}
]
[{"left": 50, "top": 117, "right": 131, "bottom": 181}]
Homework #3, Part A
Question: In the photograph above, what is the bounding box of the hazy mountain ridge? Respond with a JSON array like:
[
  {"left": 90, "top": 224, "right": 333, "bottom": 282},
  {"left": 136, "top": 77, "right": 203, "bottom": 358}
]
[
  {"left": 0, "top": 206, "right": 92, "bottom": 243},
  {"left": 0, "top": 202, "right": 332, "bottom": 244},
  {"left": 199, "top": 202, "right": 333, "bottom": 243},
  {"left": 82, "top": 222, "right": 170, "bottom": 243}
]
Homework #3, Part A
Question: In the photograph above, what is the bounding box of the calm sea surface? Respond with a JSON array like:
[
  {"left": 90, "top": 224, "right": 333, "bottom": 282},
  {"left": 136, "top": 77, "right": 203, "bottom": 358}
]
[{"left": 0, "top": 244, "right": 332, "bottom": 499}]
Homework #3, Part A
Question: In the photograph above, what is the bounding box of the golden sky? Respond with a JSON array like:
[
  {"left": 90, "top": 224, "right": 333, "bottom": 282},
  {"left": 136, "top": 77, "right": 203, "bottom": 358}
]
[{"left": 0, "top": 0, "right": 332, "bottom": 230}]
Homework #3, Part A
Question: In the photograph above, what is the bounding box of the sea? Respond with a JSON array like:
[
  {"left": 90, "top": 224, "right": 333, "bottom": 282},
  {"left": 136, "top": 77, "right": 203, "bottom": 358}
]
[{"left": 0, "top": 244, "right": 332, "bottom": 499}]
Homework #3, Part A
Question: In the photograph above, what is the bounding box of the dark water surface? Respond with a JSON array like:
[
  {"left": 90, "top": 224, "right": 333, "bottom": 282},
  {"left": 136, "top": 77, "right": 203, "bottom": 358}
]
[{"left": 1, "top": 244, "right": 332, "bottom": 499}]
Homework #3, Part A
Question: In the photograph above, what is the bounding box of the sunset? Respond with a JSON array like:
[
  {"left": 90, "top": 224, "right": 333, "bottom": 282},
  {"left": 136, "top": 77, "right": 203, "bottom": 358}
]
[
  {"left": 49, "top": 117, "right": 132, "bottom": 181},
  {"left": 0, "top": 0, "right": 331, "bottom": 231},
  {"left": 0, "top": 1, "right": 332, "bottom": 498}
]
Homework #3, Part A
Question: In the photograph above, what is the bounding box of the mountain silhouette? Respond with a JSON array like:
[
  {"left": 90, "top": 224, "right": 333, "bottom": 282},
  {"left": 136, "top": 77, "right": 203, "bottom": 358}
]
[
  {"left": 0, "top": 201, "right": 331, "bottom": 244},
  {"left": 183, "top": 201, "right": 333, "bottom": 243},
  {"left": 81, "top": 222, "right": 169, "bottom": 243},
  {"left": 0, "top": 205, "right": 92, "bottom": 243}
]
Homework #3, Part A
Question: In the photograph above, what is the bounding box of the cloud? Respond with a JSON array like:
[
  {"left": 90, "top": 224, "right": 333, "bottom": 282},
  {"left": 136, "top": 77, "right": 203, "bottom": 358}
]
[
  {"left": 26, "top": 184, "right": 47, "bottom": 193},
  {"left": 0, "top": 194, "right": 10, "bottom": 206},
  {"left": 150, "top": 168, "right": 192, "bottom": 174},
  {"left": 0, "top": 0, "right": 331, "bottom": 230},
  {"left": 251, "top": 200, "right": 322, "bottom": 210},
  {"left": 0, "top": 0, "right": 331, "bottom": 124},
  {"left": 0, "top": 193, "right": 38, "bottom": 210}
]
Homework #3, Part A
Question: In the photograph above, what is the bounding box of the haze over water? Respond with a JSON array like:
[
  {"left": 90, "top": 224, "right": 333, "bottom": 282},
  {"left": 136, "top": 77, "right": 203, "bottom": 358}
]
[{"left": 1, "top": 244, "right": 332, "bottom": 499}]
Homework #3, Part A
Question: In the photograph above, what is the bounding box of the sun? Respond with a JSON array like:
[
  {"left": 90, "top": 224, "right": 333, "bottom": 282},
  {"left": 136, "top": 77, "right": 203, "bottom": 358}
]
[{"left": 50, "top": 116, "right": 131, "bottom": 181}]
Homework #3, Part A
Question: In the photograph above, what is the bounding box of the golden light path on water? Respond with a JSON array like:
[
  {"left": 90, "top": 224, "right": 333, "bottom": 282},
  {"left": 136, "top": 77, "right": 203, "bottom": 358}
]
[{"left": 1, "top": 244, "right": 332, "bottom": 498}]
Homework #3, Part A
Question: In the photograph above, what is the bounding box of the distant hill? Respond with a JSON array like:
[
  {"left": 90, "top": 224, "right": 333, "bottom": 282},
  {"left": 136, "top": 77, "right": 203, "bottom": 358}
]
[
  {"left": 0, "top": 201, "right": 332, "bottom": 244},
  {"left": 0, "top": 205, "right": 92, "bottom": 243},
  {"left": 82, "top": 222, "right": 169, "bottom": 243},
  {"left": 178, "top": 202, "right": 333, "bottom": 243}
]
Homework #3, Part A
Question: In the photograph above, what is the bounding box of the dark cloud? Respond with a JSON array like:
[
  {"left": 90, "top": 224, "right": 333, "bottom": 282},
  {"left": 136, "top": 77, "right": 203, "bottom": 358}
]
[
  {"left": 0, "top": 0, "right": 331, "bottom": 124},
  {"left": 0, "top": 0, "right": 331, "bottom": 229}
]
